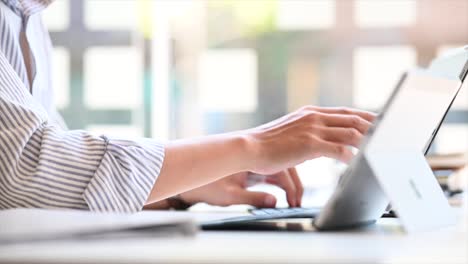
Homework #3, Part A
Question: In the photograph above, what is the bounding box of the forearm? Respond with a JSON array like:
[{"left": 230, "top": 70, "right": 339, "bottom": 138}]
[{"left": 146, "top": 132, "right": 253, "bottom": 204}]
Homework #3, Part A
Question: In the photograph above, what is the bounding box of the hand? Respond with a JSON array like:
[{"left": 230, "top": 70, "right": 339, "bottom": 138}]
[
  {"left": 147, "top": 105, "right": 375, "bottom": 205},
  {"left": 179, "top": 167, "right": 303, "bottom": 208},
  {"left": 245, "top": 106, "right": 376, "bottom": 175}
]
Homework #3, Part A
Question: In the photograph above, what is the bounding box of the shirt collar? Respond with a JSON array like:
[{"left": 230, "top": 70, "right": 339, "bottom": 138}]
[{"left": 1, "top": 0, "right": 53, "bottom": 17}]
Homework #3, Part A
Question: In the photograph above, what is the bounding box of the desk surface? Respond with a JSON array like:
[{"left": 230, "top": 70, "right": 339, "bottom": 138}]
[{"left": 0, "top": 208, "right": 467, "bottom": 264}]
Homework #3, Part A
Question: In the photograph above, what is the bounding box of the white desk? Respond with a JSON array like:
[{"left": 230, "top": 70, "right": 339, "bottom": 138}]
[{"left": 0, "top": 208, "right": 466, "bottom": 264}]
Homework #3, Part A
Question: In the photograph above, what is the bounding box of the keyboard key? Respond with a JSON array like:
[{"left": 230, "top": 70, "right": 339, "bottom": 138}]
[
  {"left": 251, "top": 210, "right": 268, "bottom": 216},
  {"left": 263, "top": 209, "right": 278, "bottom": 215}
]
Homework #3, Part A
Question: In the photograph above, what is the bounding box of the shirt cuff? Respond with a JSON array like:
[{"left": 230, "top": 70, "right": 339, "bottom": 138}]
[{"left": 83, "top": 137, "right": 165, "bottom": 213}]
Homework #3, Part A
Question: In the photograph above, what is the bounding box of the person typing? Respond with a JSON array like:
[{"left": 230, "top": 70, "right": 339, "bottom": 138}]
[{"left": 0, "top": 0, "right": 375, "bottom": 212}]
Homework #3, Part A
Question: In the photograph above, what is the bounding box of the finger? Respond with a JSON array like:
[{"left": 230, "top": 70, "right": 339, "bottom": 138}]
[
  {"left": 230, "top": 188, "right": 277, "bottom": 208},
  {"left": 316, "top": 138, "right": 354, "bottom": 163},
  {"left": 316, "top": 126, "right": 363, "bottom": 148},
  {"left": 318, "top": 113, "right": 373, "bottom": 134},
  {"left": 307, "top": 106, "right": 377, "bottom": 123},
  {"left": 269, "top": 170, "right": 298, "bottom": 207},
  {"left": 288, "top": 168, "right": 303, "bottom": 207}
]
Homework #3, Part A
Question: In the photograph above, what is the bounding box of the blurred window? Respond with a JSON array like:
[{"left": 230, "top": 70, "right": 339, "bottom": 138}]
[
  {"left": 51, "top": 47, "right": 70, "bottom": 110},
  {"left": 436, "top": 124, "right": 468, "bottom": 154},
  {"left": 287, "top": 59, "right": 319, "bottom": 112},
  {"left": 42, "top": 0, "right": 69, "bottom": 31},
  {"left": 84, "top": 47, "right": 142, "bottom": 109},
  {"left": 198, "top": 49, "right": 258, "bottom": 112},
  {"left": 353, "top": 46, "right": 416, "bottom": 109},
  {"left": 277, "top": 0, "right": 335, "bottom": 30},
  {"left": 84, "top": 0, "right": 138, "bottom": 30},
  {"left": 355, "top": 0, "right": 417, "bottom": 28}
]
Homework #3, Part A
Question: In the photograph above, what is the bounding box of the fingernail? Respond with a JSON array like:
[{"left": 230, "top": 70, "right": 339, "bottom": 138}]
[{"left": 264, "top": 196, "right": 276, "bottom": 207}]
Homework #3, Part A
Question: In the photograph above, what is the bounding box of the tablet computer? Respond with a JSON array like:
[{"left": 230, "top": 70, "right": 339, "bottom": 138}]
[{"left": 313, "top": 53, "right": 467, "bottom": 232}]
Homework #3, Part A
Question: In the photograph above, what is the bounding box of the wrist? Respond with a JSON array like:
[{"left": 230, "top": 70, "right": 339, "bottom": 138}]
[
  {"left": 232, "top": 130, "right": 260, "bottom": 173},
  {"left": 240, "top": 128, "right": 265, "bottom": 172}
]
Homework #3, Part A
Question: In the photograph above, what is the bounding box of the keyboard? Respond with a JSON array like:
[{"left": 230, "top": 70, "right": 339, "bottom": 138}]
[
  {"left": 249, "top": 207, "right": 321, "bottom": 218},
  {"left": 250, "top": 207, "right": 397, "bottom": 218},
  {"left": 201, "top": 207, "right": 321, "bottom": 230},
  {"left": 201, "top": 207, "right": 397, "bottom": 230}
]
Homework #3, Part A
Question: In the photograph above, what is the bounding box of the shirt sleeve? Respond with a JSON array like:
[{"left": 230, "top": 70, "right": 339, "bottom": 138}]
[{"left": 0, "top": 51, "right": 165, "bottom": 213}]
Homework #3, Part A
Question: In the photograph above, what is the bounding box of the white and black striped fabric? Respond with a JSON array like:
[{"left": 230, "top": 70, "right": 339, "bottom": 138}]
[
  {"left": 1, "top": 0, "right": 52, "bottom": 17},
  {"left": 0, "top": 1, "right": 29, "bottom": 89},
  {"left": 0, "top": 0, "right": 165, "bottom": 212}
]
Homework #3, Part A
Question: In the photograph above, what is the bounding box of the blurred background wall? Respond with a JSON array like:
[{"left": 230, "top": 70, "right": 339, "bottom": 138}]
[{"left": 43, "top": 0, "right": 468, "bottom": 186}]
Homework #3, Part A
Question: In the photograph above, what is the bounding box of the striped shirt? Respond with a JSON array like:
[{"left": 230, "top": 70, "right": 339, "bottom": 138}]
[{"left": 0, "top": 0, "right": 165, "bottom": 212}]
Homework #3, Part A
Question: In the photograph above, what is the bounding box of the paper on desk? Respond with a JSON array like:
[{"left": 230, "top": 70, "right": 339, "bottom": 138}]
[{"left": 0, "top": 209, "right": 197, "bottom": 244}]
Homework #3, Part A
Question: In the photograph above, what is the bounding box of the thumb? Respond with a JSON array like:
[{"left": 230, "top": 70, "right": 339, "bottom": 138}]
[{"left": 231, "top": 189, "right": 277, "bottom": 208}]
